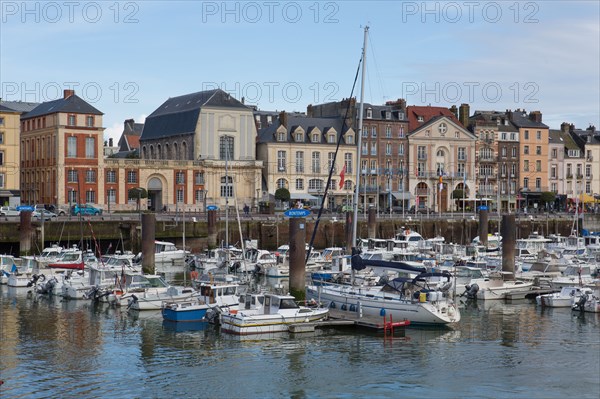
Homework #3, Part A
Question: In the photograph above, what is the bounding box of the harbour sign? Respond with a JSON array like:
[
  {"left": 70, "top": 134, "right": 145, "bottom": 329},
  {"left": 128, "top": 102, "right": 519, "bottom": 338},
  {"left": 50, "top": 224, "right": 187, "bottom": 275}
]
[
  {"left": 207, "top": 205, "right": 219, "bottom": 211},
  {"left": 284, "top": 209, "right": 311, "bottom": 218}
]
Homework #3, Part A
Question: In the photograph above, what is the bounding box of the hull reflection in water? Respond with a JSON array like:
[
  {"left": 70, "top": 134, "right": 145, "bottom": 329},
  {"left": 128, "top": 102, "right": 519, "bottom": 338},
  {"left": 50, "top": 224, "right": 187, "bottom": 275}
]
[{"left": 163, "top": 319, "right": 210, "bottom": 333}]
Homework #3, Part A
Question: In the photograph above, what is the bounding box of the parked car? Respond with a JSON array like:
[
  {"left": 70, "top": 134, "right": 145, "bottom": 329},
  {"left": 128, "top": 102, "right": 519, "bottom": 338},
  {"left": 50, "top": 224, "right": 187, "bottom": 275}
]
[
  {"left": 0, "top": 206, "right": 20, "bottom": 216},
  {"left": 32, "top": 210, "right": 57, "bottom": 221},
  {"left": 71, "top": 204, "right": 103, "bottom": 216}
]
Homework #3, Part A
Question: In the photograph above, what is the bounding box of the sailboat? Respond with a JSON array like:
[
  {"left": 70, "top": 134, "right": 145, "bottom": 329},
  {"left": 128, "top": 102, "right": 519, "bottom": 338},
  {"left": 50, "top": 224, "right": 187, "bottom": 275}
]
[{"left": 305, "top": 27, "right": 461, "bottom": 326}]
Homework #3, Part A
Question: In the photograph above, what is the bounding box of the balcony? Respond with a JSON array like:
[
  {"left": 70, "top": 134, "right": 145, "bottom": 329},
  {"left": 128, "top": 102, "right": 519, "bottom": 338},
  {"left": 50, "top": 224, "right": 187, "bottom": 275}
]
[
  {"left": 415, "top": 188, "right": 429, "bottom": 196},
  {"left": 587, "top": 156, "right": 593, "bottom": 161},
  {"left": 566, "top": 173, "right": 573, "bottom": 179},
  {"left": 417, "top": 154, "right": 427, "bottom": 160},
  {"left": 479, "top": 155, "right": 497, "bottom": 162},
  {"left": 586, "top": 174, "right": 593, "bottom": 180},
  {"left": 576, "top": 174, "right": 584, "bottom": 179}
]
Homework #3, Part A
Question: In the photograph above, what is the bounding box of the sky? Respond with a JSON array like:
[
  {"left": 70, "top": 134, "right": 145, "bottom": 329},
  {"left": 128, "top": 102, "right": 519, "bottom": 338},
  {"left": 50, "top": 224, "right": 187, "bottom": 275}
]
[{"left": 1, "top": 1, "right": 599, "bottom": 142}]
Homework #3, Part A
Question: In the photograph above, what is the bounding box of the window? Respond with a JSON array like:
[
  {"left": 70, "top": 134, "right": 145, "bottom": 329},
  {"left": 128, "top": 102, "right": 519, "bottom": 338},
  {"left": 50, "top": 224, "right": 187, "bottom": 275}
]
[
  {"left": 386, "top": 111, "right": 391, "bottom": 120},
  {"left": 438, "top": 123, "right": 448, "bottom": 136},
  {"left": 176, "top": 172, "right": 185, "bottom": 184},
  {"left": 86, "top": 190, "right": 96, "bottom": 203},
  {"left": 0, "top": 173, "right": 4, "bottom": 188},
  {"left": 417, "top": 162, "right": 426, "bottom": 177},
  {"left": 458, "top": 147, "right": 466, "bottom": 161},
  {"left": 551, "top": 165, "right": 556, "bottom": 178},
  {"left": 371, "top": 126, "right": 377, "bottom": 138},
  {"left": 277, "top": 150, "right": 287, "bottom": 172},
  {"left": 586, "top": 165, "right": 591, "bottom": 177},
  {"left": 295, "top": 132, "right": 303, "bottom": 142},
  {"left": 346, "top": 134, "right": 354, "bottom": 144},
  {"left": 551, "top": 148, "right": 557, "bottom": 158},
  {"left": 328, "top": 134, "right": 336, "bottom": 144},
  {"left": 127, "top": 170, "right": 137, "bottom": 184},
  {"left": 417, "top": 146, "right": 427, "bottom": 160},
  {"left": 0, "top": 117, "right": 4, "bottom": 126},
  {"left": 386, "top": 143, "right": 391, "bottom": 155},
  {"left": 523, "top": 177, "right": 529, "bottom": 189},
  {"left": 0, "top": 132, "right": 3, "bottom": 144},
  {"left": 68, "top": 115, "right": 76, "bottom": 126},
  {"left": 312, "top": 133, "right": 320, "bottom": 143},
  {"left": 220, "top": 176, "right": 233, "bottom": 197},
  {"left": 370, "top": 160, "right": 376, "bottom": 172},
  {"left": 536, "top": 160, "right": 541, "bottom": 172},
  {"left": 536, "top": 131, "right": 541, "bottom": 140},
  {"left": 536, "top": 146, "right": 541, "bottom": 155},
  {"left": 399, "top": 143, "right": 405, "bottom": 156},
  {"left": 85, "top": 170, "right": 96, "bottom": 183},
  {"left": 511, "top": 164, "right": 517, "bottom": 176},
  {"left": 195, "top": 172, "right": 205, "bottom": 185},
  {"left": 524, "top": 130, "right": 529, "bottom": 140},
  {"left": 586, "top": 182, "right": 591, "bottom": 193},
  {"left": 276, "top": 178, "right": 288, "bottom": 189},
  {"left": 344, "top": 180, "right": 353, "bottom": 190},
  {"left": 328, "top": 152, "right": 336, "bottom": 173},
  {"left": 0, "top": 151, "right": 3, "bottom": 166},
  {"left": 385, "top": 126, "right": 392, "bottom": 138},
  {"left": 308, "top": 179, "right": 323, "bottom": 191},
  {"left": 67, "top": 136, "right": 77, "bottom": 157},
  {"left": 107, "top": 189, "right": 116, "bottom": 204},
  {"left": 362, "top": 127, "right": 368, "bottom": 138},
  {"left": 362, "top": 142, "right": 367, "bottom": 155},
  {"left": 551, "top": 183, "right": 557, "bottom": 193},
  {"left": 68, "top": 170, "right": 78, "bottom": 182},
  {"left": 219, "top": 136, "right": 234, "bottom": 160},
  {"left": 176, "top": 189, "right": 184, "bottom": 203},
  {"left": 86, "top": 116, "right": 94, "bottom": 127},
  {"left": 366, "top": 108, "right": 372, "bottom": 119},
  {"left": 344, "top": 153, "right": 352, "bottom": 174},
  {"left": 524, "top": 145, "right": 529, "bottom": 155},
  {"left": 277, "top": 131, "right": 286, "bottom": 142},
  {"left": 524, "top": 160, "right": 529, "bottom": 172},
  {"left": 295, "top": 178, "right": 304, "bottom": 190},
  {"left": 398, "top": 125, "right": 405, "bottom": 138},
  {"left": 330, "top": 179, "right": 337, "bottom": 190},
  {"left": 511, "top": 147, "right": 517, "bottom": 158},
  {"left": 501, "top": 147, "right": 507, "bottom": 157},
  {"left": 311, "top": 152, "right": 320, "bottom": 173},
  {"left": 370, "top": 142, "right": 377, "bottom": 156},
  {"left": 295, "top": 151, "right": 304, "bottom": 173},
  {"left": 535, "top": 178, "right": 541, "bottom": 189},
  {"left": 68, "top": 190, "right": 77, "bottom": 204},
  {"left": 85, "top": 137, "right": 95, "bottom": 158},
  {"left": 195, "top": 189, "right": 205, "bottom": 202}
]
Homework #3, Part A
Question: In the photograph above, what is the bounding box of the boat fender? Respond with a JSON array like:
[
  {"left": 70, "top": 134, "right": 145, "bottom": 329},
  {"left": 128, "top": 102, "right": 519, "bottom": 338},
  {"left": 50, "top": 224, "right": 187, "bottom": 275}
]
[
  {"left": 349, "top": 304, "right": 356, "bottom": 312},
  {"left": 329, "top": 302, "right": 336, "bottom": 309},
  {"left": 380, "top": 308, "right": 386, "bottom": 316},
  {"left": 341, "top": 304, "right": 347, "bottom": 311}
]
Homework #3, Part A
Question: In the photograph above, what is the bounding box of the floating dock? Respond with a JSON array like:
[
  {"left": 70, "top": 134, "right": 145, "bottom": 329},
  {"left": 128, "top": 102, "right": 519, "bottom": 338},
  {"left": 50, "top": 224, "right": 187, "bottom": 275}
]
[{"left": 288, "top": 308, "right": 410, "bottom": 333}]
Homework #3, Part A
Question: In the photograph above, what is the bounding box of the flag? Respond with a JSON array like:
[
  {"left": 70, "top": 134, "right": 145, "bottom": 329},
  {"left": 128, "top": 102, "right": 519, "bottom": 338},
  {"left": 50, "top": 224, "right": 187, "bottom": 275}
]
[{"left": 339, "top": 164, "right": 346, "bottom": 189}]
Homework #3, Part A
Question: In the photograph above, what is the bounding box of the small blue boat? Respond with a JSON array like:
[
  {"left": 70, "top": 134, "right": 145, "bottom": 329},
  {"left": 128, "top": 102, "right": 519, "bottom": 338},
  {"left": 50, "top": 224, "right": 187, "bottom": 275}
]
[{"left": 161, "top": 300, "right": 210, "bottom": 322}]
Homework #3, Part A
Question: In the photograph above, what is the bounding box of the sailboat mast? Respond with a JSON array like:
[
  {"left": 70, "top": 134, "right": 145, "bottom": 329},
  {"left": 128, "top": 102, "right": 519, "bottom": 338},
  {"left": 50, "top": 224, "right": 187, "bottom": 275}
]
[{"left": 352, "top": 25, "right": 369, "bottom": 246}]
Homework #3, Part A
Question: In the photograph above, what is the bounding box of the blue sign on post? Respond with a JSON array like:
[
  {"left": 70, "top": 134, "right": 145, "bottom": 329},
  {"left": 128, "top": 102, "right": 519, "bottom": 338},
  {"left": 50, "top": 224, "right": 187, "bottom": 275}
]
[
  {"left": 479, "top": 205, "right": 488, "bottom": 211},
  {"left": 207, "top": 205, "right": 218, "bottom": 211},
  {"left": 284, "top": 209, "right": 311, "bottom": 218}
]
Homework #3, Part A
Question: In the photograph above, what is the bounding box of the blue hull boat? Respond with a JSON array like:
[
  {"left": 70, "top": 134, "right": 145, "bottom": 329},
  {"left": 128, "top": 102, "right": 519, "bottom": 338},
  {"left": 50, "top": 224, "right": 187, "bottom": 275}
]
[{"left": 162, "top": 301, "right": 209, "bottom": 322}]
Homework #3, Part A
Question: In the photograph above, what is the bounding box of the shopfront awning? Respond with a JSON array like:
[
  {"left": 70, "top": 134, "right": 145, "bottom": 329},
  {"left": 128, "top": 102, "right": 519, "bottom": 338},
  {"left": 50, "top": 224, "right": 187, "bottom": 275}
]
[
  {"left": 290, "top": 193, "right": 318, "bottom": 201},
  {"left": 391, "top": 192, "right": 412, "bottom": 200},
  {"left": 579, "top": 193, "right": 596, "bottom": 203}
]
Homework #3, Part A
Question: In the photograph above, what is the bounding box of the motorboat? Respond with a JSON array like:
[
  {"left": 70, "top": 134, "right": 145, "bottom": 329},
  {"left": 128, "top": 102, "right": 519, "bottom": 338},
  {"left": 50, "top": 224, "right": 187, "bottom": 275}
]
[
  {"left": 0, "top": 254, "right": 17, "bottom": 284},
  {"left": 47, "top": 249, "right": 84, "bottom": 270},
  {"left": 536, "top": 286, "right": 593, "bottom": 308},
  {"left": 572, "top": 290, "right": 600, "bottom": 313},
  {"left": 7, "top": 256, "right": 38, "bottom": 287},
  {"left": 121, "top": 275, "right": 197, "bottom": 311},
  {"left": 162, "top": 299, "right": 211, "bottom": 322},
  {"left": 220, "top": 293, "right": 329, "bottom": 335}
]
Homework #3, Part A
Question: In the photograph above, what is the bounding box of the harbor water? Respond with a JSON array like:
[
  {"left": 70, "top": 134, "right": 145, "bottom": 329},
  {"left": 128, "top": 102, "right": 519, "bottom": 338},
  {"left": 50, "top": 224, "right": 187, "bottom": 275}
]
[{"left": 1, "top": 284, "right": 599, "bottom": 399}]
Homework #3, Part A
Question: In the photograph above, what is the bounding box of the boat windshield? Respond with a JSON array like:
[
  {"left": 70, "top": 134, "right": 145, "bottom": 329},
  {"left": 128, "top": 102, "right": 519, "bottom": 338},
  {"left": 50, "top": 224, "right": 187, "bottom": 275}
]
[
  {"left": 146, "top": 276, "right": 168, "bottom": 288},
  {"left": 61, "top": 253, "right": 80, "bottom": 262},
  {"left": 278, "top": 298, "right": 299, "bottom": 309}
]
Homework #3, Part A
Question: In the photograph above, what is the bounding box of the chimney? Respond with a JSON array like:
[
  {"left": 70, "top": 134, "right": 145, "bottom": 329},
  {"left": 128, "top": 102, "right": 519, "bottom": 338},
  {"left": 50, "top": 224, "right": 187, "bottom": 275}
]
[
  {"left": 449, "top": 105, "right": 458, "bottom": 118},
  {"left": 279, "top": 111, "right": 288, "bottom": 128},
  {"left": 63, "top": 89, "right": 75, "bottom": 99},
  {"left": 109, "top": 138, "right": 113, "bottom": 147},
  {"left": 306, "top": 104, "right": 314, "bottom": 117},
  {"left": 560, "top": 122, "right": 570, "bottom": 133},
  {"left": 241, "top": 96, "right": 245, "bottom": 104},
  {"left": 124, "top": 118, "right": 135, "bottom": 131},
  {"left": 458, "top": 103, "right": 470, "bottom": 127},
  {"left": 529, "top": 111, "right": 542, "bottom": 123}
]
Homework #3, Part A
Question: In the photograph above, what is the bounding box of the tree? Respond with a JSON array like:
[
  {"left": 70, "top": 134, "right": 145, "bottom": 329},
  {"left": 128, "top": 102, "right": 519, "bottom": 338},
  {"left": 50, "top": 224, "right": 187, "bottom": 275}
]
[
  {"left": 128, "top": 187, "right": 148, "bottom": 212},
  {"left": 451, "top": 189, "right": 464, "bottom": 199},
  {"left": 540, "top": 191, "right": 556, "bottom": 210},
  {"left": 274, "top": 188, "right": 290, "bottom": 203}
]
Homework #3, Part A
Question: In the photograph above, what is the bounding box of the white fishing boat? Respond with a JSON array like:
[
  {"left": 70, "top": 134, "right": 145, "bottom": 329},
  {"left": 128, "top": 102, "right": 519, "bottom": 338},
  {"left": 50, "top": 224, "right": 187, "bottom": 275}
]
[
  {"left": 6, "top": 256, "right": 38, "bottom": 287},
  {"left": 153, "top": 240, "right": 190, "bottom": 266},
  {"left": 122, "top": 275, "right": 197, "bottom": 311},
  {"left": 536, "top": 286, "right": 593, "bottom": 308},
  {"left": 0, "top": 254, "right": 17, "bottom": 284},
  {"left": 471, "top": 272, "right": 534, "bottom": 300},
  {"left": 220, "top": 293, "right": 329, "bottom": 335}
]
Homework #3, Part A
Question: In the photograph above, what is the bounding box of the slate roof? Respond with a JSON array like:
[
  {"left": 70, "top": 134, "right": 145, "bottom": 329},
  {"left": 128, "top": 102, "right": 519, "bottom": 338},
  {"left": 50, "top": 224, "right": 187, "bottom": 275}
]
[
  {"left": 0, "top": 100, "right": 40, "bottom": 113},
  {"left": 141, "top": 89, "right": 250, "bottom": 140},
  {"left": 470, "top": 110, "right": 518, "bottom": 132},
  {"left": 360, "top": 103, "right": 406, "bottom": 121},
  {"left": 509, "top": 111, "right": 548, "bottom": 129},
  {"left": 548, "top": 129, "right": 564, "bottom": 144},
  {"left": 21, "top": 95, "right": 102, "bottom": 119},
  {"left": 406, "top": 106, "right": 460, "bottom": 132},
  {"left": 257, "top": 113, "right": 349, "bottom": 144}
]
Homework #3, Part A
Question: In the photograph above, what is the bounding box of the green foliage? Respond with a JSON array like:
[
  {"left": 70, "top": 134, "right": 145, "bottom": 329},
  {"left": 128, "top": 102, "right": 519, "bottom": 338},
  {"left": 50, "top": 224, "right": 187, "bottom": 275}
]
[
  {"left": 540, "top": 191, "right": 556, "bottom": 205},
  {"left": 274, "top": 188, "right": 291, "bottom": 202},
  {"left": 452, "top": 189, "right": 464, "bottom": 199},
  {"left": 128, "top": 187, "right": 148, "bottom": 200}
]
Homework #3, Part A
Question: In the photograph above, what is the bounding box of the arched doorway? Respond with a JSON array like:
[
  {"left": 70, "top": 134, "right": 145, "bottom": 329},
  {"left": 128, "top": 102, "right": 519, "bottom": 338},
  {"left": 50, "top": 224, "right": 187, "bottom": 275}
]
[{"left": 148, "top": 177, "right": 163, "bottom": 212}]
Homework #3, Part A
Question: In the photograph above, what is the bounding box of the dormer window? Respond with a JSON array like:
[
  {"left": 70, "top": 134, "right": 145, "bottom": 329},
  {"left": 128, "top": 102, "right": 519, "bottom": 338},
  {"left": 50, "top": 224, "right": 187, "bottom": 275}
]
[
  {"left": 295, "top": 132, "right": 303, "bottom": 142},
  {"left": 312, "top": 133, "right": 320, "bottom": 143},
  {"left": 366, "top": 108, "right": 372, "bottom": 119},
  {"left": 277, "top": 131, "right": 286, "bottom": 142},
  {"left": 346, "top": 134, "right": 354, "bottom": 144},
  {"left": 386, "top": 111, "right": 391, "bottom": 120},
  {"left": 417, "top": 116, "right": 424, "bottom": 122},
  {"left": 267, "top": 115, "right": 272, "bottom": 125},
  {"left": 328, "top": 134, "right": 336, "bottom": 144}
]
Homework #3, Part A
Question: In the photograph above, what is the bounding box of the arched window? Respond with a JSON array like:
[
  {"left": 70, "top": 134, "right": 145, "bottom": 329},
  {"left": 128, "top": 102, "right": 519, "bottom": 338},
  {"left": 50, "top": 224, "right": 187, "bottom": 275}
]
[
  {"left": 150, "top": 145, "right": 155, "bottom": 159},
  {"left": 220, "top": 136, "right": 234, "bottom": 160},
  {"left": 182, "top": 141, "right": 187, "bottom": 160},
  {"left": 165, "top": 143, "right": 170, "bottom": 159},
  {"left": 142, "top": 146, "right": 148, "bottom": 159},
  {"left": 173, "top": 143, "right": 179, "bottom": 160},
  {"left": 276, "top": 178, "right": 288, "bottom": 189}
]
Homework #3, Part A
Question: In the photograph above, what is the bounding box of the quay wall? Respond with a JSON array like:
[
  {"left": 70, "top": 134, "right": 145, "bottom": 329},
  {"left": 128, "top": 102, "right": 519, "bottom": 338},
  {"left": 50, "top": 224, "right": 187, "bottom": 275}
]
[{"left": 0, "top": 214, "right": 590, "bottom": 256}]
